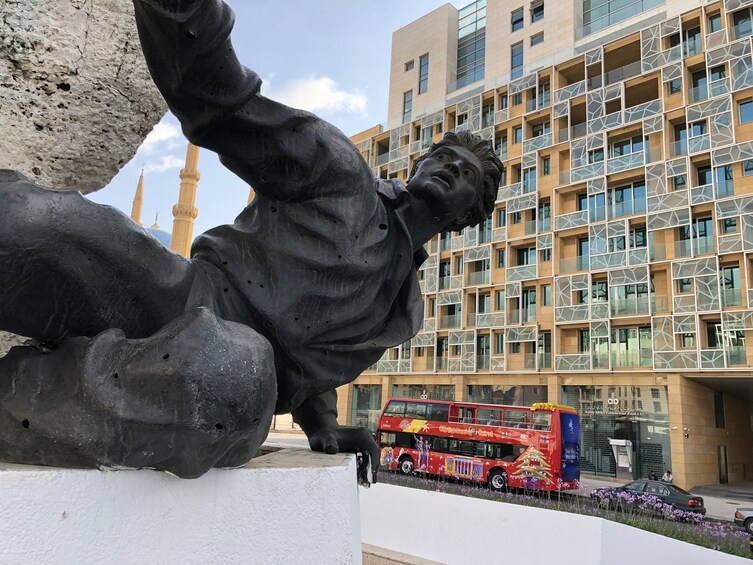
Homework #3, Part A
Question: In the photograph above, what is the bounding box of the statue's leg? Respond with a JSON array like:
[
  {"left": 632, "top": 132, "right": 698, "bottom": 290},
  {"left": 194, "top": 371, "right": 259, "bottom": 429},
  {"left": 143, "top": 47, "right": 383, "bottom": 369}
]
[
  {"left": 0, "top": 307, "right": 276, "bottom": 478},
  {"left": 0, "top": 172, "right": 197, "bottom": 343}
]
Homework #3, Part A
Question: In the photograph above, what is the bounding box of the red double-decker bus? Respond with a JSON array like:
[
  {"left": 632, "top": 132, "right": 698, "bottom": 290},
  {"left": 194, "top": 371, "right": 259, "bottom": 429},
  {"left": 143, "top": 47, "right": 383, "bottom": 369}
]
[{"left": 377, "top": 398, "right": 580, "bottom": 491}]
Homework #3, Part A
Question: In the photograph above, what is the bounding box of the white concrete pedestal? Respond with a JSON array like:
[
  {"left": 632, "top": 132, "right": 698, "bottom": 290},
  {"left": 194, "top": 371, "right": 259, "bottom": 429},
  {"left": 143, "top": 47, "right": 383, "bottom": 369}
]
[{"left": 0, "top": 448, "right": 362, "bottom": 564}]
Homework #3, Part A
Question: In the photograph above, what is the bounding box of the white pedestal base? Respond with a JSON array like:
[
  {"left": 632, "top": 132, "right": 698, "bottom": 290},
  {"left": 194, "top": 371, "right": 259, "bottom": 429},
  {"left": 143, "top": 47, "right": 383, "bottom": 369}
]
[{"left": 0, "top": 448, "right": 361, "bottom": 564}]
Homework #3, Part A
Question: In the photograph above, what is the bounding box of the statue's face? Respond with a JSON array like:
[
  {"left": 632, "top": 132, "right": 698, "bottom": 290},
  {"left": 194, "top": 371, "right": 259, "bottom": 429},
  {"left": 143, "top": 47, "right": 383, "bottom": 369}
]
[{"left": 408, "top": 145, "right": 483, "bottom": 225}]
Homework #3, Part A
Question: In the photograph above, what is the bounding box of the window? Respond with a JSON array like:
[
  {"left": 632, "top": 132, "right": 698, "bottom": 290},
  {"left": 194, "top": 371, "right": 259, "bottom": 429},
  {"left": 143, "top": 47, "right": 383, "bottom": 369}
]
[
  {"left": 690, "top": 120, "right": 707, "bottom": 137},
  {"left": 531, "top": 2, "right": 544, "bottom": 22},
  {"left": 455, "top": 256, "right": 464, "bottom": 274},
  {"left": 496, "top": 248, "right": 506, "bottom": 268},
  {"left": 499, "top": 94, "right": 508, "bottom": 110},
  {"left": 511, "top": 42, "right": 524, "bottom": 79},
  {"left": 744, "top": 160, "right": 753, "bottom": 176},
  {"left": 541, "top": 284, "right": 551, "bottom": 306},
  {"left": 708, "top": 12, "right": 722, "bottom": 34},
  {"left": 733, "top": 8, "right": 753, "bottom": 40},
  {"left": 677, "top": 278, "right": 692, "bottom": 293},
  {"left": 497, "top": 208, "right": 506, "bottom": 227},
  {"left": 540, "top": 248, "right": 551, "bottom": 262},
  {"left": 541, "top": 156, "right": 551, "bottom": 175},
  {"left": 697, "top": 165, "right": 712, "bottom": 186},
  {"left": 673, "top": 175, "right": 686, "bottom": 191},
  {"left": 495, "top": 290, "right": 505, "bottom": 310},
  {"left": 429, "top": 298, "right": 436, "bottom": 317},
  {"left": 510, "top": 342, "right": 521, "bottom": 354},
  {"left": 740, "top": 100, "right": 753, "bottom": 124},
  {"left": 512, "top": 92, "right": 523, "bottom": 105},
  {"left": 511, "top": 211, "right": 522, "bottom": 224},
  {"left": 716, "top": 164, "right": 734, "bottom": 198},
  {"left": 530, "top": 32, "right": 544, "bottom": 46},
  {"left": 511, "top": 8, "right": 524, "bottom": 31},
  {"left": 495, "top": 333, "right": 505, "bottom": 354},
  {"left": 531, "top": 121, "right": 550, "bottom": 137},
  {"left": 680, "top": 333, "right": 695, "bottom": 348},
  {"left": 402, "top": 91, "right": 412, "bottom": 124},
  {"left": 405, "top": 60, "right": 414, "bottom": 72},
  {"left": 456, "top": 3, "right": 486, "bottom": 89},
  {"left": 418, "top": 54, "right": 429, "bottom": 94},
  {"left": 609, "top": 135, "right": 644, "bottom": 157},
  {"left": 723, "top": 218, "right": 737, "bottom": 234},
  {"left": 668, "top": 79, "right": 682, "bottom": 95},
  {"left": 513, "top": 126, "right": 523, "bottom": 144},
  {"left": 588, "top": 148, "right": 604, "bottom": 163}
]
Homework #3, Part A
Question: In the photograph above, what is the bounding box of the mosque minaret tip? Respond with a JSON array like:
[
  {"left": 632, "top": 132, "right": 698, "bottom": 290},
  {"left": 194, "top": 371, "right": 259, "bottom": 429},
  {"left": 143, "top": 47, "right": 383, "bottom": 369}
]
[
  {"left": 130, "top": 168, "right": 145, "bottom": 225},
  {"left": 170, "top": 143, "right": 200, "bottom": 258}
]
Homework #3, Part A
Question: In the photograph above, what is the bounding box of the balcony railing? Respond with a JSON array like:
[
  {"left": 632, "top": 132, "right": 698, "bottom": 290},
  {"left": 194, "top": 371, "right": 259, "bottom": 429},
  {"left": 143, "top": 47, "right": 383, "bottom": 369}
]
[
  {"left": 559, "top": 256, "right": 589, "bottom": 273},
  {"left": 467, "top": 270, "right": 491, "bottom": 286},
  {"left": 610, "top": 296, "right": 651, "bottom": 316},
  {"left": 727, "top": 346, "right": 747, "bottom": 366},
  {"left": 611, "top": 350, "right": 653, "bottom": 368},
  {"left": 507, "top": 308, "right": 537, "bottom": 324},
  {"left": 675, "top": 237, "right": 714, "bottom": 257},
  {"left": 538, "top": 353, "right": 552, "bottom": 369},
  {"left": 376, "top": 153, "right": 389, "bottom": 166},
  {"left": 524, "top": 220, "right": 538, "bottom": 235},
  {"left": 669, "top": 139, "right": 687, "bottom": 157},
  {"left": 605, "top": 60, "right": 642, "bottom": 85},
  {"left": 436, "top": 357, "right": 447, "bottom": 370},
  {"left": 688, "top": 85, "right": 708, "bottom": 103},
  {"left": 439, "top": 314, "right": 462, "bottom": 329},
  {"left": 688, "top": 134, "right": 710, "bottom": 154},
  {"left": 506, "top": 264, "right": 537, "bottom": 282},
  {"left": 477, "top": 356, "right": 490, "bottom": 370},
  {"left": 722, "top": 288, "right": 743, "bottom": 307}
]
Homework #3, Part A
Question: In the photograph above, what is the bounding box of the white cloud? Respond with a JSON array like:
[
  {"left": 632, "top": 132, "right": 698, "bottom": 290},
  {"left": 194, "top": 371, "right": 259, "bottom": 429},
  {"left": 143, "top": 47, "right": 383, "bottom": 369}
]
[
  {"left": 265, "top": 75, "right": 367, "bottom": 115},
  {"left": 143, "top": 155, "right": 184, "bottom": 174},
  {"left": 140, "top": 121, "right": 182, "bottom": 155}
]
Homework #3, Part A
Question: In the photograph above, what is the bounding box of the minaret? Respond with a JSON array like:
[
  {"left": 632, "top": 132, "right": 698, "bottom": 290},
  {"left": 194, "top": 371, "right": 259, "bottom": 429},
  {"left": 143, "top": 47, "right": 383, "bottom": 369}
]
[
  {"left": 130, "top": 168, "right": 145, "bottom": 225},
  {"left": 151, "top": 211, "right": 161, "bottom": 230},
  {"left": 247, "top": 186, "right": 256, "bottom": 205},
  {"left": 170, "top": 143, "right": 200, "bottom": 258}
]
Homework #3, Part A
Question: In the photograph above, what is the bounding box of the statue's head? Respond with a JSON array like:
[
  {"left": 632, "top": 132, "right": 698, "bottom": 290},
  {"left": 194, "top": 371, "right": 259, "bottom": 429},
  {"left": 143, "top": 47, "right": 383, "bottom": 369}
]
[{"left": 407, "top": 131, "right": 502, "bottom": 231}]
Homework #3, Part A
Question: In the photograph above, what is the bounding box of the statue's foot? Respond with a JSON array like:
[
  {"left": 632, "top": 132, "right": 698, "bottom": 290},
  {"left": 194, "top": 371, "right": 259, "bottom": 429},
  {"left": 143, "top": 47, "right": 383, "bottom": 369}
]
[{"left": 0, "top": 307, "right": 276, "bottom": 478}]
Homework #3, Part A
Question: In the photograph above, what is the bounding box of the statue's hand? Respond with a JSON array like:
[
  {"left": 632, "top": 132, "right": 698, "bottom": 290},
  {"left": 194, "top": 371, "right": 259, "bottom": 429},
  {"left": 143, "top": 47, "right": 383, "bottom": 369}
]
[
  {"left": 136, "top": 0, "right": 205, "bottom": 22},
  {"left": 307, "top": 424, "right": 380, "bottom": 486}
]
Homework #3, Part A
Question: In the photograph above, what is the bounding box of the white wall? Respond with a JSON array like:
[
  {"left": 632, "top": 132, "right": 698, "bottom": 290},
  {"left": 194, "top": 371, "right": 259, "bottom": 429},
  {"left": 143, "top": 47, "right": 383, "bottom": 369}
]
[
  {"left": 360, "top": 484, "right": 748, "bottom": 565},
  {"left": 0, "top": 449, "right": 361, "bottom": 565}
]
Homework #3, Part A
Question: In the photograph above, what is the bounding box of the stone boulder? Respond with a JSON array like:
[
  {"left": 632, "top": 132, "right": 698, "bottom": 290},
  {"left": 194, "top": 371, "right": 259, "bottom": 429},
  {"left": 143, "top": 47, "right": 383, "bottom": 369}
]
[{"left": 0, "top": 0, "right": 166, "bottom": 191}]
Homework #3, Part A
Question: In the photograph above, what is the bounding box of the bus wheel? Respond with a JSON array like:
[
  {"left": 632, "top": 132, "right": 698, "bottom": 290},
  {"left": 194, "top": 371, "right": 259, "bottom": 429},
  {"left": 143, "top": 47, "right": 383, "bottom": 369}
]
[
  {"left": 489, "top": 470, "right": 508, "bottom": 492},
  {"left": 399, "top": 456, "right": 415, "bottom": 475}
]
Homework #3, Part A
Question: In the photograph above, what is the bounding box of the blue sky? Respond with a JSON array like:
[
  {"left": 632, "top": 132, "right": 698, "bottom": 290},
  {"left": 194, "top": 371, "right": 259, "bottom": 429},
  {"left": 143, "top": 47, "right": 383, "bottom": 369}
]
[{"left": 88, "top": 0, "right": 461, "bottom": 236}]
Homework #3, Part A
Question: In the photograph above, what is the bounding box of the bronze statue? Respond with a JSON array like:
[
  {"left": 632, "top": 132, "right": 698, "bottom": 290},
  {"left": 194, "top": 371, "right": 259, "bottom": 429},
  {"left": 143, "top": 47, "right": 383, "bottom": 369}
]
[{"left": 0, "top": 0, "right": 502, "bottom": 479}]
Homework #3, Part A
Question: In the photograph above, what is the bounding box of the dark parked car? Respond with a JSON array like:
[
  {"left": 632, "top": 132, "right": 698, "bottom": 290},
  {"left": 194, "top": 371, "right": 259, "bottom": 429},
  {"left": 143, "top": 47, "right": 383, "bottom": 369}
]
[
  {"left": 590, "top": 480, "right": 706, "bottom": 516},
  {"left": 734, "top": 508, "right": 753, "bottom": 534}
]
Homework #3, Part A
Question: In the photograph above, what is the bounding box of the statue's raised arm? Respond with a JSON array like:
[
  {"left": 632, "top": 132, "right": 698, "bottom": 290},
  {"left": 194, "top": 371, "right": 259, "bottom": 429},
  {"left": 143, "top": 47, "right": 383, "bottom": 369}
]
[{"left": 134, "top": 0, "right": 370, "bottom": 202}]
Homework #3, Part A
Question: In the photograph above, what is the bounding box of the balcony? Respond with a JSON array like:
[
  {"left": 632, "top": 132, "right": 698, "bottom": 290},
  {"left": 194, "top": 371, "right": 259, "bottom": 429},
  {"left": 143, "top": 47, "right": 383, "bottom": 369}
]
[
  {"left": 610, "top": 296, "right": 651, "bottom": 316},
  {"left": 700, "top": 349, "right": 725, "bottom": 369},
  {"left": 605, "top": 60, "right": 642, "bottom": 85},
  {"left": 669, "top": 139, "right": 687, "bottom": 157},
  {"left": 688, "top": 85, "right": 708, "bottom": 103},
  {"left": 559, "top": 256, "right": 589, "bottom": 274},
  {"left": 606, "top": 151, "right": 645, "bottom": 175},
  {"left": 688, "top": 134, "right": 710, "bottom": 154},
  {"left": 554, "top": 304, "right": 589, "bottom": 323},
  {"left": 524, "top": 220, "right": 538, "bottom": 235},
  {"left": 690, "top": 184, "right": 714, "bottom": 205},
  {"left": 523, "top": 353, "right": 537, "bottom": 369},
  {"left": 554, "top": 353, "right": 590, "bottom": 371},
  {"left": 507, "top": 308, "right": 537, "bottom": 324},
  {"left": 467, "top": 270, "right": 491, "bottom": 286},
  {"left": 611, "top": 350, "right": 653, "bottom": 368},
  {"left": 726, "top": 346, "right": 747, "bottom": 366},
  {"left": 376, "top": 153, "right": 389, "bottom": 166},
  {"left": 439, "top": 314, "right": 462, "bottom": 329},
  {"left": 538, "top": 353, "right": 552, "bottom": 369},
  {"left": 436, "top": 356, "right": 447, "bottom": 370},
  {"left": 477, "top": 356, "right": 490, "bottom": 370},
  {"left": 506, "top": 264, "right": 537, "bottom": 282},
  {"left": 722, "top": 288, "right": 743, "bottom": 308},
  {"left": 675, "top": 237, "right": 714, "bottom": 257}
]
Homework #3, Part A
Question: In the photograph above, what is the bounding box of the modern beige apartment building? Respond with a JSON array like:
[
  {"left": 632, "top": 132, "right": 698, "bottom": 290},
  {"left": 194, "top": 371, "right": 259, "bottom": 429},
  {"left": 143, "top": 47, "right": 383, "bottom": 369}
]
[{"left": 338, "top": 0, "right": 753, "bottom": 488}]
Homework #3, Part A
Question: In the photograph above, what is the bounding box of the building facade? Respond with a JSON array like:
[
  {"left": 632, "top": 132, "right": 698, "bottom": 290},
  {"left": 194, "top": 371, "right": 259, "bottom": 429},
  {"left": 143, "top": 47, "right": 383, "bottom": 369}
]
[{"left": 338, "top": 0, "right": 753, "bottom": 488}]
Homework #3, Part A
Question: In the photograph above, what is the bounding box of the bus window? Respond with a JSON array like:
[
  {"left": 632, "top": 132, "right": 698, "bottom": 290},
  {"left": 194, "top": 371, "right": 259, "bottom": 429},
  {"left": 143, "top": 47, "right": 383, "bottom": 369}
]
[
  {"left": 503, "top": 409, "right": 529, "bottom": 428},
  {"left": 427, "top": 403, "right": 449, "bottom": 422},
  {"left": 405, "top": 402, "right": 427, "bottom": 419},
  {"left": 477, "top": 408, "right": 502, "bottom": 426},
  {"left": 384, "top": 401, "right": 405, "bottom": 417},
  {"left": 379, "top": 431, "right": 413, "bottom": 448},
  {"left": 458, "top": 408, "right": 475, "bottom": 423},
  {"left": 431, "top": 437, "right": 448, "bottom": 452},
  {"left": 532, "top": 412, "right": 551, "bottom": 431},
  {"left": 449, "top": 439, "right": 477, "bottom": 456}
]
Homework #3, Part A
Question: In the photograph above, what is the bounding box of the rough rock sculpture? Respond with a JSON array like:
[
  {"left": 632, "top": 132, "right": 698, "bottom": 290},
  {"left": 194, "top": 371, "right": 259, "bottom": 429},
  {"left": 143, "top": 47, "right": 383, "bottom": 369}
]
[{"left": 0, "top": 0, "right": 165, "bottom": 191}]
